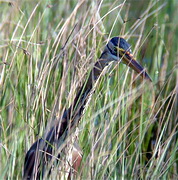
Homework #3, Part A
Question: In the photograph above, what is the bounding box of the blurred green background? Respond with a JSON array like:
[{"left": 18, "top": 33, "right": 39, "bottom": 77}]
[{"left": 0, "top": 0, "right": 177, "bottom": 179}]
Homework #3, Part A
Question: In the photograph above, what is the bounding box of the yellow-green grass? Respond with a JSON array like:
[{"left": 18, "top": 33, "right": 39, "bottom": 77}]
[{"left": 0, "top": 0, "right": 177, "bottom": 179}]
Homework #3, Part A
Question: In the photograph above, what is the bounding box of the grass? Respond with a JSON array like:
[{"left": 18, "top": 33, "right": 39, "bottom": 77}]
[{"left": 0, "top": 0, "right": 177, "bottom": 179}]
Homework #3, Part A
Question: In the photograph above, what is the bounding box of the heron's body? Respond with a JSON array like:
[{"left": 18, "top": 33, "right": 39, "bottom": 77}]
[{"left": 23, "top": 37, "right": 151, "bottom": 179}]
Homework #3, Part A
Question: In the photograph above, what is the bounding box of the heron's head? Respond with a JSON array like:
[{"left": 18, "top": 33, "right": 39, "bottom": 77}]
[{"left": 103, "top": 37, "right": 152, "bottom": 81}]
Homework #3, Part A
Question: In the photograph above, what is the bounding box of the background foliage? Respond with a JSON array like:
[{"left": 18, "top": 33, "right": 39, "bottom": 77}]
[{"left": 0, "top": 0, "right": 177, "bottom": 179}]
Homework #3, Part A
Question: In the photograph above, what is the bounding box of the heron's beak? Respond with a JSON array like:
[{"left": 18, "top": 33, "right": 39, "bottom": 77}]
[{"left": 118, "top": 48, "right": 152, "bottom": 81}]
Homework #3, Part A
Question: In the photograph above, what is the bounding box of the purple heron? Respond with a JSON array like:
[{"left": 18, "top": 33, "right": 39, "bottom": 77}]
[{"left": 23, "top": 37, "right": 151, "bottom": 179}]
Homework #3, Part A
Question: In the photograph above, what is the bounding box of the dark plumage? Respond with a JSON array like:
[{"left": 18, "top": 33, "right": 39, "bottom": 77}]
[
  {"left": 23, "top": 37, "right": 151, "bottom": 179},
  {"left": 111, "top": 37, "right": 131, "bottom": 52}
]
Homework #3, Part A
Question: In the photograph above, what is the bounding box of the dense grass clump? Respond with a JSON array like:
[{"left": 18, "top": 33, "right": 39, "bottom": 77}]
[{"left": 0, "top": 0, "right": 177, "bottom": 179}]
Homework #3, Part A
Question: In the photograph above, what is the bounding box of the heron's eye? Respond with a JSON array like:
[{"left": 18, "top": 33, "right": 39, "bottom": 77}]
[{"left": 113, "top": 47, "right": 117, "bottom": 52}]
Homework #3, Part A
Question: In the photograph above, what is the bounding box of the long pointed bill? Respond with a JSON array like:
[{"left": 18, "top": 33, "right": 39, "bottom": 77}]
[{"left": 119, "top": 49, "right": 152, "bottom": 82}]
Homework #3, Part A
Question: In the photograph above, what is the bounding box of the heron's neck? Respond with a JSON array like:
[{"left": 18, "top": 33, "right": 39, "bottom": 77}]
[
  {"left": 64, "top": 58, "right": 109, "bottom": 123},
  {"left": 46, "top": 58, "right": 110, "bottom": 146}
]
